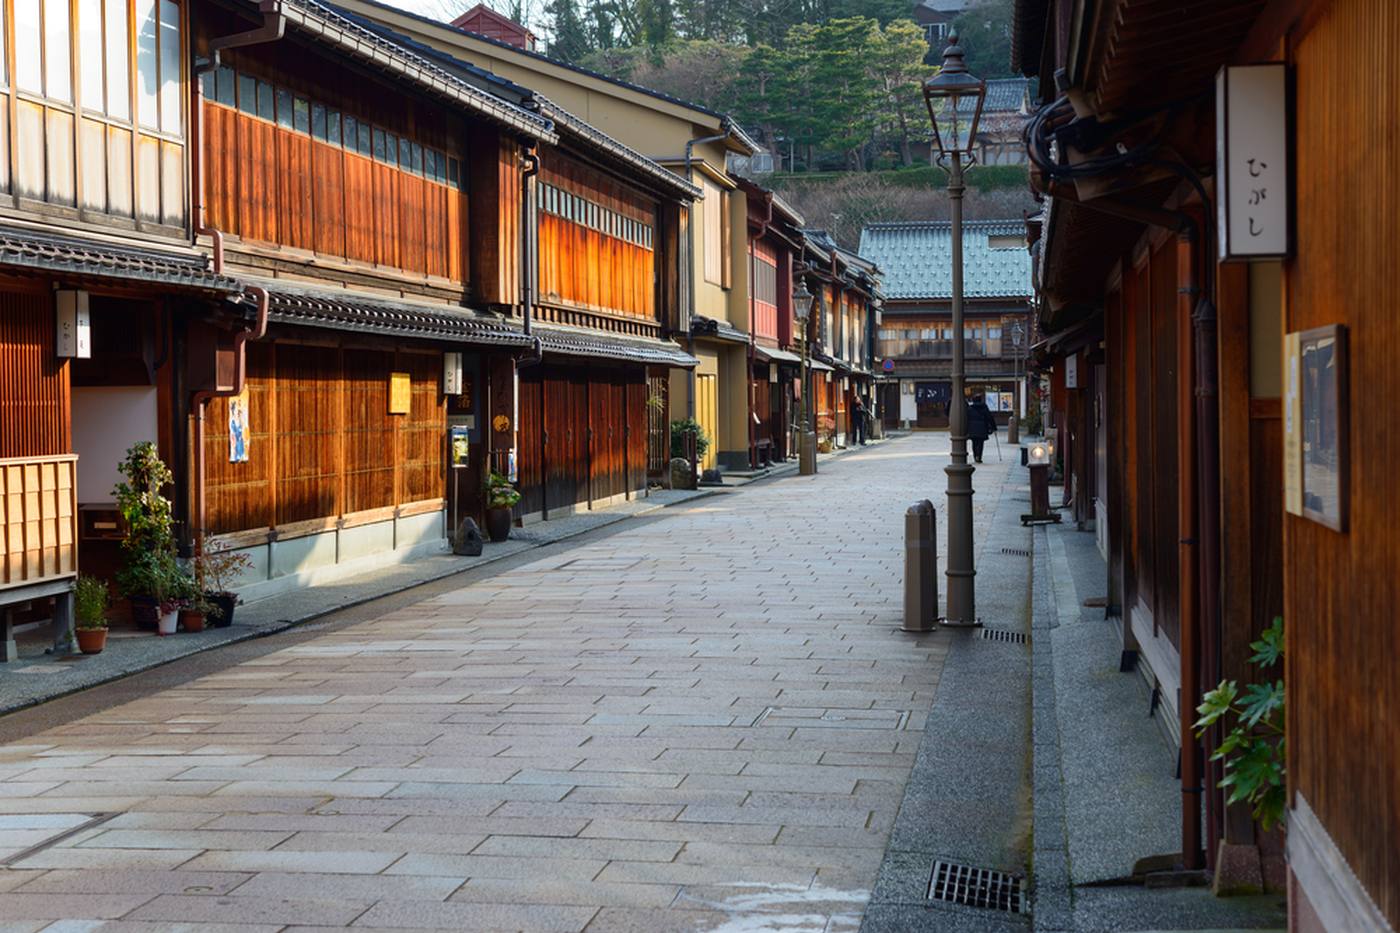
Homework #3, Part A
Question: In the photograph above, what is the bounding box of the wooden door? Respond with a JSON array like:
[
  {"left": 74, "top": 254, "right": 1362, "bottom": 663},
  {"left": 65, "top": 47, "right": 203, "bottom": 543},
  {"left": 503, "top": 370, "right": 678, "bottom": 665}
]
[
  {"left": 570, "top": 369, "right": 590, "bottom": 507},
  {"left": 517, "top": 371, "right": 544, "bottom": 516},
  {"left": 695, "top": 373, "right": 719, "bottom": 472},
  {"left": 543, "top": 369, "right": 572, "bottom": 512},
  {"left": 626, "top": 377, "right": 647, "bottom": 496}
]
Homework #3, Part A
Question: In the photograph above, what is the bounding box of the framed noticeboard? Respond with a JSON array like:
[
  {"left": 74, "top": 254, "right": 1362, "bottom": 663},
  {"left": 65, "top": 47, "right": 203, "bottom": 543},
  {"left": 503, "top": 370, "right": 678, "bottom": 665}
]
[
  {"left": 1284, "top": 325, "right": 1348, "bottom": 531},
  {"left": 389, "top": 372, "right": 412, "bottom": 415}
]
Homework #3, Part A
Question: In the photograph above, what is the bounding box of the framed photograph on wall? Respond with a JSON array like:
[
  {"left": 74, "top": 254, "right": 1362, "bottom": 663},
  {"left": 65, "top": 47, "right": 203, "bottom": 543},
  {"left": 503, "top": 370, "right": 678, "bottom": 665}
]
[{"left": 1297, "top": 324, "right": 1348, "bottom": 531}]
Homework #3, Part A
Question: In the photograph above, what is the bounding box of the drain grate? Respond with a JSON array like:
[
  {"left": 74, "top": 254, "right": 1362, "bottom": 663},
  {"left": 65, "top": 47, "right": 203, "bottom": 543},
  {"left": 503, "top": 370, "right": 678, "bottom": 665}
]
[
  {"left": 1001, "top": 547, "right": 1031, "bottom": 557},
  {"left": 980, "top": 628, "right": 1029, "bottom": 644},
  {"left": 928, "top": 860, "right": 1026, "bottom": 913}
]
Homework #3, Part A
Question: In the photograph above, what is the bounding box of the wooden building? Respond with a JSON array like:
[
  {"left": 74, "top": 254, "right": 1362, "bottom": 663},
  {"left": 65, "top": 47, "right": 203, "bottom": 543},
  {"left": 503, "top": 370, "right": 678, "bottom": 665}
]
[
  {"left": 737, "top": 179, "right": 804, "bottom": 466},
  {"left": 1016, "top": 0, "right": 1399, "bottom": 928},
  {"left": 324, "top": 0, "right": 762, "bottom": 474},
  {"left": 859, "top": 221, "right": 1032, "bottom": 431},
  {"left": 0, "top": 0, "right": 702, "bottom": 631}
]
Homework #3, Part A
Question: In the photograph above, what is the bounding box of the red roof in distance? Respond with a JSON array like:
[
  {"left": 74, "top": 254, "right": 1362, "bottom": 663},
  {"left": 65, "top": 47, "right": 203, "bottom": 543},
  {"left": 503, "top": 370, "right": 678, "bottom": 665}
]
[{"left": 449, "top": 3, "right": 536, "bottom": 50}]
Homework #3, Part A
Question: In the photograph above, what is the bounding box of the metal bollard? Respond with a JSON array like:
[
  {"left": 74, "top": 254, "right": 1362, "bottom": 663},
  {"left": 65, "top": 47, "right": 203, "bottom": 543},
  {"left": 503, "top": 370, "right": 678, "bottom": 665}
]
[{"left": 903, "top": 499, "right": 939, "bottom": 632}]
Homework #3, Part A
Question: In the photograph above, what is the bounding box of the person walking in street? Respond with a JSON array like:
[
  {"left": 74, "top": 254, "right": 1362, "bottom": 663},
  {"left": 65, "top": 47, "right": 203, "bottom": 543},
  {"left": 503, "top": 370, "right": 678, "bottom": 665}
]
[
  {"left": 852, "top": 396, "right": 867, "bottom": 446},
  {"left": 966, "top": 394, "right": 996, "bottom": 463}
]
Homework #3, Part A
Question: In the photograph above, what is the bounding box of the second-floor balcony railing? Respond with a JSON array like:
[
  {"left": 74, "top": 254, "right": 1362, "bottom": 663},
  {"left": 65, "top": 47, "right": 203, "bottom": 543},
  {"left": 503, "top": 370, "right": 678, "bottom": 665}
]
[{"left": 877, "top": 340, "right": 1030, "bottom": 360}]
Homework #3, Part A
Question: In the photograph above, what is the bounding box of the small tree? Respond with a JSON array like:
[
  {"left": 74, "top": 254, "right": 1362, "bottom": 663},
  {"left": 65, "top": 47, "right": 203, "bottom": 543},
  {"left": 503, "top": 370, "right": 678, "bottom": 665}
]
[
  {"left": 669, "top": 418, "right": 710, "bottom": 460},
  {"left": 113, "top": 442, "right": 188, "bottom": 605}
]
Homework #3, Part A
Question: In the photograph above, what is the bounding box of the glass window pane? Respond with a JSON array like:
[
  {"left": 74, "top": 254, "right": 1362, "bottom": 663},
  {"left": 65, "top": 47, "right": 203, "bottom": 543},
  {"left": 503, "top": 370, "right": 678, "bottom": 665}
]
[
  {"left": 397, "top": 136, "right": 409, "bottom": 169},
  {"left": 310, "top": 102, "right": 325, "bottom": 139},
  {"left": 15, "top": 0, "right": 40, "bottom": 93},
  {"left": 448, "top": 156, "right": 458, "bottom": 187},
  {"left": 199, "top": 68, "right": 213, "bottom": 102},
  {"left": 357, "top": 120, "right": 371, "bottom": 155},
  {"left": 79, "top": 0, "right": 103, "bottom": 111},
  {"left": 45, "top": 0, "right": 72, "bottom": 101},
  {"left": 372, "top": 127, "right": 385, "bottom": 162},
  {"left": 105, "top": 0, "right": 129, "bottom": 118},
  {"left": 385, "top": 133, "right": 399, "bottom": 166},
  {"left": 293, "top": 96, "right": 308, "bottom": 133},
  {"left": 136, "top": 0, "right": 158, "bottom": 125},
  {"left": 409, "top": 141, "right": 422, "bottom": 175},
  {"left": 237, "top": 73, "right": 256, "bottom": 115},
  {"left": 275, "top": 88, "right": 292, "bottom": 128},
  {"left": 326, "top": 109, "right": 340, "bottom": 146},
  {"left": 256, "top": 80, "right": 274, "bottom": 121},
  {"left": 343, "top": 114, "right": 357, "bottom": 148},
  {"left": 158, "top": 0, "right": 179, "bottom": 133},
  {"left": 215, "top": 66, "right": 234, "bottom": 106}
]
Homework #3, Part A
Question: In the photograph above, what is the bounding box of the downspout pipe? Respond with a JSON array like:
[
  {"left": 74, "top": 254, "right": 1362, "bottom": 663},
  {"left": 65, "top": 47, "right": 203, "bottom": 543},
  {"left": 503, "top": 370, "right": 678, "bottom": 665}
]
[
  {"left": 683, "top": 128, "right": 730, "bottom": 422},
  {"left": 517, "top": 146, "right": 543, "bottom": 369},
  {"left": 191, "top": 287, "right": 270, "bottom": 557},
  {"left": 192, "top": 1, "right": 286, "bottom": 275}
]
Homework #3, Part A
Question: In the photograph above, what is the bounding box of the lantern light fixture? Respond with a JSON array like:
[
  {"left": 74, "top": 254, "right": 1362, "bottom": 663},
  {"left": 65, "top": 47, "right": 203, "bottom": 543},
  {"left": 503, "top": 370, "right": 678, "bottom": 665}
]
[{"left": 922, "top": 31, "right": 987, "bottom": 157}]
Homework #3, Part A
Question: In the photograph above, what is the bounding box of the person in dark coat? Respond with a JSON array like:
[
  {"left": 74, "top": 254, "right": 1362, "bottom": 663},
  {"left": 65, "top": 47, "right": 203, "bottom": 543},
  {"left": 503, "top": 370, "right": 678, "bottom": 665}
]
[
  {"left": 852, "top": 396, "right": 867, "bottom": 445},
  {"left": 965, "top": 395, "right": 996, "bottom": 463}
]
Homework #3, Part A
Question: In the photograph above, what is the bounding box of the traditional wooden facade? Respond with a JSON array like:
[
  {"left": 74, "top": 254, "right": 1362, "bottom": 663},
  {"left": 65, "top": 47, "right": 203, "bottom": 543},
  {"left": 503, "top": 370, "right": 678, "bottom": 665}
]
[
  {"left": 324, "top": 0, "right": 759, "bottom": 475},
  {"left": 859, "top": 221, "right": 1031, "bottom": 432},
  {"left": 1017, "top": 1, "right": 1399, "bottom": 927},
  {"left": 738, "top": 179, "right": 803, "bottom": 467}
]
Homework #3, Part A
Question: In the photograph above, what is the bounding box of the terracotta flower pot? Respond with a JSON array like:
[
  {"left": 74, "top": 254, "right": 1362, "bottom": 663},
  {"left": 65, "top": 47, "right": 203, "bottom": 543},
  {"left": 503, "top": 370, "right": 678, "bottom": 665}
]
[
  {"left": 485, "top": 507, "right": 513, "bottom": 543},
  {"left": 180, "top": 610, "right": 206, "bottom": 633},
  {"left": 75, "top": 628, "right": 108, "bottom": 654},
  {"left": 156, "top": 608, "right": 179, "bottom": 636}
]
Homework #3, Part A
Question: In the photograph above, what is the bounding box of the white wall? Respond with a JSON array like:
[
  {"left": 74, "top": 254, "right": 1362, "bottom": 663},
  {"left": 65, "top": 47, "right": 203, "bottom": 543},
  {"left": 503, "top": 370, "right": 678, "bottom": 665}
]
[{"left": 72, "top": 386, "right": 158, "bottom": 503}]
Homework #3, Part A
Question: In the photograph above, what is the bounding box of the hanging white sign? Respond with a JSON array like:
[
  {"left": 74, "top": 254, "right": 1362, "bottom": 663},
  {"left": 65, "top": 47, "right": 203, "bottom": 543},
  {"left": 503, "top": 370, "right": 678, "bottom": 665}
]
[
  {"left": 1216, "top": 64, "right": 1290, "bottom": 260},
  {"left": 55, "top": 290, "right": 91, "bottom": 359}
]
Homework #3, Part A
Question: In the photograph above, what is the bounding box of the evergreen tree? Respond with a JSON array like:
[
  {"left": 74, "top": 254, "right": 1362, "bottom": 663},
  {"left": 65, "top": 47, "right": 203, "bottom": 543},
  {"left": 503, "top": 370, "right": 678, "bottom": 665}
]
[{"left": 547, "top": 0, "right": 591, "bottom": 60}]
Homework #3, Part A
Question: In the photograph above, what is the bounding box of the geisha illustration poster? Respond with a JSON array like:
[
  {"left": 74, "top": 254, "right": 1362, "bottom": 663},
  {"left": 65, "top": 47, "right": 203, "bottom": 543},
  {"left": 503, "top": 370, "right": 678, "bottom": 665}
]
[{"left": 229, "top": 387, "right": 250, "bottom": 463}]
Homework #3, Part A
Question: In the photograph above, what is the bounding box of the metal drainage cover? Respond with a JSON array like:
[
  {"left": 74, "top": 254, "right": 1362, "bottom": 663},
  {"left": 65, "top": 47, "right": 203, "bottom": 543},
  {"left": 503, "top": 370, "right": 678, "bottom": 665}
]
[
  {"left": 980, "top": 628, "right": 1029, "bottom": 645},
  {"left": 928, "top": 860, "right": 1027, "bottom": 914},
  {"left": 0, "top": 813, "right": 118, "bottom": 866},
  {"left": 1001, "top": 547, "right": 1031, "bottom": 557}
]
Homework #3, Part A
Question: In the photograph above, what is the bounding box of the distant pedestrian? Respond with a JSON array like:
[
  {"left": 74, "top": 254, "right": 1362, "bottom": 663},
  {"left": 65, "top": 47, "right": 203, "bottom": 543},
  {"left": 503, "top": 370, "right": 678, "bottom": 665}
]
[
  {"left": 852, "top": 396, "right": 867, "bottom": 446},
  {"left": 966, "top": 395, "right": 996, "bottom": 463}
]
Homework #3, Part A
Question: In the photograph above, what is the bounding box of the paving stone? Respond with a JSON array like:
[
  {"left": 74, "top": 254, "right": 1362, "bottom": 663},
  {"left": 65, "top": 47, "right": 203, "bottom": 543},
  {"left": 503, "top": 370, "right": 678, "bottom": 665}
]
[
  {"left": 125, "top": 893, "right": 371, "bottom": 926},
  {"left": 351, "top": 900, "right": 598, "bottom": 931}
]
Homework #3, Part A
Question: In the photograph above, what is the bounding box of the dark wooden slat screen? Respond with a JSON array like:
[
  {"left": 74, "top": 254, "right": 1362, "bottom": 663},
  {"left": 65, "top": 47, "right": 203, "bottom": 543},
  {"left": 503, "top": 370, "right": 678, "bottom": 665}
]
[{"left": 0, "top": 291, "right": 71, "bottom": 459}]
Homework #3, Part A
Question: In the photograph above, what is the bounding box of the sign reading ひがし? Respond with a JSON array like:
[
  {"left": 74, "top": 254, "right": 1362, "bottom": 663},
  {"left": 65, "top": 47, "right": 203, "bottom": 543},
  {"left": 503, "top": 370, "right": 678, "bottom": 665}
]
[{"left": 1216, "top": 64, "right": 1290, "bottom": 260}]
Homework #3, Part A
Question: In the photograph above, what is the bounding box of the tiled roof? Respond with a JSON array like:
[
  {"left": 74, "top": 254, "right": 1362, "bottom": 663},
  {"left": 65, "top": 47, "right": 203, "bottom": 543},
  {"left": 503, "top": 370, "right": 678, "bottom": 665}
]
[
  {"left": 335, "top": 0, "right": 757, "bottom": 154},
  {"left": 533, "top": 324, "right": 698, "bottom": 367},
  {"left": 690, "top": 315, "right": 749, "bottom": 344},
  {"left": 257, "top": 282, "right": 532, "bottom": 346},
  {"left": 270, "top": 0, "right": 556, "bottom": 142},
  {"left": 336, "top": 9, "right": 698, "bottom": 199},
  {"left": 0, "top": 227, "right": 241, "bottom": 293},
  {"left": 950, "top": 77, "right": 1030, "bottom": 115},
  {"left": 858, "top": 220, "right": 1033, "bottom": 300}
]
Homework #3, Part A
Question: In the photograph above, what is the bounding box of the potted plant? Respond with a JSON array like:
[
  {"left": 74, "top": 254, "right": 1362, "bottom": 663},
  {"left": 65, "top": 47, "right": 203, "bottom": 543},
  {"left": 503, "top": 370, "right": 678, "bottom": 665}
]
[
  {"left": 73, "top": 575, "right": 110, "bottom": 654},
  {"left": 485, "top": 471, "right": 520, "bottom": 543},
  {"left": 113, "top": 442, "right": 178, "bottom": 630},
  {"left": 194, "top": 546, "right": 252, "bottom": 628},
  {"left": 176, "top": 574, "right": 210, "bottom": 633}
]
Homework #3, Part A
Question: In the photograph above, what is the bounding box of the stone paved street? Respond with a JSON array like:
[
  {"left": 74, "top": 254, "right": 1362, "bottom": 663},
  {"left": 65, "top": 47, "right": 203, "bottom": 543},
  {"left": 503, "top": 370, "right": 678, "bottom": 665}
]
[{"left": 0, "top": 433, "right": 1012, "bottom": 932}]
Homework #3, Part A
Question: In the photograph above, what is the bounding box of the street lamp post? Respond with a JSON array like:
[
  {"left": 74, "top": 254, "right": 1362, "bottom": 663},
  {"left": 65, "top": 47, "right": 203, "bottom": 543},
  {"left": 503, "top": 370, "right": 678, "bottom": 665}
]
[
  {"left": 1007, "top": 321, "right": 1023, "bottom": 445},
  {"left": 793, "top": 277, "right": 817, "bottom": 475},
  {"left": 924, "top": 31, "right": 986, "bottom": 627}
]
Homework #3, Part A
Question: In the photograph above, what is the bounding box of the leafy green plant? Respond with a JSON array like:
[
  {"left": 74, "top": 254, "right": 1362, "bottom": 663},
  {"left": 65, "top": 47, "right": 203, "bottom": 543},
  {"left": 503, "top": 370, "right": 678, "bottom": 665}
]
[
  {"left": 670, "top": 418, "right": 711, "bottom": 460},
  {"left": 73, "top": 575, "right": 110, "bottom": 631},
  {"left": 1195, "top": 616, "right": 1285, "bottom": 830},
  {"left": 487, "top": 471, "right": 521, "bottom": 510},
  {"left": 113, "top": 442, "right": 181, "bottom": 601}
]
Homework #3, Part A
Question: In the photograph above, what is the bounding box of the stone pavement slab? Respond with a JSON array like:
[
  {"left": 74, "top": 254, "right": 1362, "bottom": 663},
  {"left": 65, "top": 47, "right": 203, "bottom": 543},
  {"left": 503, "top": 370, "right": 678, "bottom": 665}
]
[{"left": 0, "top": 433, "right": 1008, "bottom": 931}]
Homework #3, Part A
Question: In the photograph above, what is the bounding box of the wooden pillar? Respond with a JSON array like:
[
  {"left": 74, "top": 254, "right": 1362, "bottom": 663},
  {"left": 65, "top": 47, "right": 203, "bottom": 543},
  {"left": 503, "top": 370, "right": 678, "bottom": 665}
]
[{"left": 487, "top": 354, "right": 516, "bottom": 481}]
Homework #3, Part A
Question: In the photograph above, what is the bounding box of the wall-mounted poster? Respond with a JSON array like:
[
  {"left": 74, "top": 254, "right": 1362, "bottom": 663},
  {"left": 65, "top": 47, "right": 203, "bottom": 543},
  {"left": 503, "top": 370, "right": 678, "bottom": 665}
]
[
  {"left": 389, "top": 372, "right": 412, "bottom": 415},
  {"left": 1297, "top": 324, "right": 1348, "bottom": 531},
  {"left": 449, "top": 425, "right": 470, "bottom": 469},
  {"left": 228, "top": 387, "right": 250, "bottom": 463}
]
